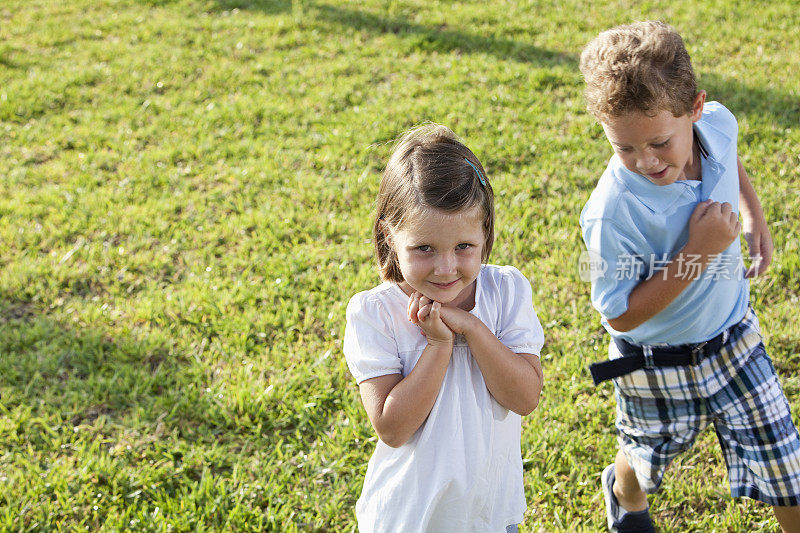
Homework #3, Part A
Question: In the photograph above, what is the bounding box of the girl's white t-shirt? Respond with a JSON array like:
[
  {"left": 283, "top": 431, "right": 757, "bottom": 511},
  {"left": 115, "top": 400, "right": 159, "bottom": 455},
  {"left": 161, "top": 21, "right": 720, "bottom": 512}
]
[{"left": 343, "top": 265, "right": 544, "bottom": 532}]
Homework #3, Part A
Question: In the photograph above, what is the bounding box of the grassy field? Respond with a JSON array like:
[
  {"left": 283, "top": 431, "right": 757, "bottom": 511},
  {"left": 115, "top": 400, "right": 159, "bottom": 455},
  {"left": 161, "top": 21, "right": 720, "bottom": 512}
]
[{"left": 1, "top": 0, "right": 799, "bottom": 530}]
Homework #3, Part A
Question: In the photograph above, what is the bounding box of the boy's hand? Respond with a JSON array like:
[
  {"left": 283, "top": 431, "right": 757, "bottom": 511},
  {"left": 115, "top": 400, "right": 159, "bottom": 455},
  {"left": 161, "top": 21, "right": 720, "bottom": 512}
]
[
  {"left": 742, "top": 212, "right": 773, "bottom": 278},
  {"left": 407, "top": 292, "right": 454, "bottom": 345},
  {"left": 687, "top": 200, "right": 741, "bottom": 257}
]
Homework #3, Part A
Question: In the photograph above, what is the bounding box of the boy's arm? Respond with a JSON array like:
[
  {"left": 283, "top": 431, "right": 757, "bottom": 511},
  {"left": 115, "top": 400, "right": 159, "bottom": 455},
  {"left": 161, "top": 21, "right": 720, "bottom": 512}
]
[
  {"left": 438, "top": 308, "right": 543, "bottom": 416},
  {"left": 607, "top": 200, "right": 740, "bottom": 332},
  {"left": 738, "top": 157, "right": 773, "bottom": 278}
]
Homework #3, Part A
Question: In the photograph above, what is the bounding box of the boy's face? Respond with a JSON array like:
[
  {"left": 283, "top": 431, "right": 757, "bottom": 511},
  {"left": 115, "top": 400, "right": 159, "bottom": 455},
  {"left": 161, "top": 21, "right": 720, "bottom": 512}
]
[{"left": 601, "top": 92, "right": 706, "bottom": 186}]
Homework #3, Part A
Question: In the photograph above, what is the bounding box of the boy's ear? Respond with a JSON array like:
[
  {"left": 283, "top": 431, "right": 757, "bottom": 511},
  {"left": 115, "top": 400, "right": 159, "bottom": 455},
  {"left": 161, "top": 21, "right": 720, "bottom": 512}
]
[{"left": 690, "top": 90, "right": 707, "bottom": 122}]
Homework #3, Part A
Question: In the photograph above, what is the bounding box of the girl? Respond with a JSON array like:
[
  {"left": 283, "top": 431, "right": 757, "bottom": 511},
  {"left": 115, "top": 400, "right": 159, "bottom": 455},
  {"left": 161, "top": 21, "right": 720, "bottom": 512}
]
[{"left": 343, "top": 124, "right": 545, "bottom": 532}]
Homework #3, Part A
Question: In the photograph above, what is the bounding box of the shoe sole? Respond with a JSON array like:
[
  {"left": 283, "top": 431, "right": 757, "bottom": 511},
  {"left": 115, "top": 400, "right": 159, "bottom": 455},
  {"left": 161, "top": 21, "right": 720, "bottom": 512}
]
[{"left": 601, "top": 464, "right": 618, "bottom": 532}]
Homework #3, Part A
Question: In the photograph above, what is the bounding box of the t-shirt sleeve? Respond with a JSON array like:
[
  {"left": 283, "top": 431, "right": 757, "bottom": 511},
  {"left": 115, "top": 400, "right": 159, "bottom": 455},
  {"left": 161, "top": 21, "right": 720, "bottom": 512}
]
[
  {"left": 343, "top": 291, "right": 402, "bottom": 384},
  {"left": 581, "top": 216, "right": 644, "bottom": 320},
  {"left": 497, "top": 267, "right": 545, "bottom": 356}
]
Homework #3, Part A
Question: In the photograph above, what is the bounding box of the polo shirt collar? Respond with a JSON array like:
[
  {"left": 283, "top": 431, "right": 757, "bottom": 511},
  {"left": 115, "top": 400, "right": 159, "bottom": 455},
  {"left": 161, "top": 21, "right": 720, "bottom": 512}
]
[
  {"left": 694, "top": 114, "right": 734, "bottom": 199},
  {"left": 612, "top": 158, "right": 694, "bottom": 214},
  {"left": 694, "top": 113, "right": 733, "bottom": 164}
]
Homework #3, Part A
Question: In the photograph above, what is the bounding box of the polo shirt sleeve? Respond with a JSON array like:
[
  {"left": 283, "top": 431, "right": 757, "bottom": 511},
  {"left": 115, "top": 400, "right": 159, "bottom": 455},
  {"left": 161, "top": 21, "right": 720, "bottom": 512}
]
[
  {"left": 343, "top": 291, "right": 402, "bottom": 384},
  {"left": 705, "top": 101, "right": 738, "bottom": 143},
  {"left": 582, "top": 216, "right": 644, "bottom": 320},
  {"left": 496, "top": 267, "right": 544, "bottom": 356}
]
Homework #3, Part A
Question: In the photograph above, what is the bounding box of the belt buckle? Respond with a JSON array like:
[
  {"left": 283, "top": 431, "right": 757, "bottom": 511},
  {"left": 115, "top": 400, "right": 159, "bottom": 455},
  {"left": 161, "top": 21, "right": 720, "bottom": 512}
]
[{"left": 691, "top": 341, "right": 708, "bottom": 365}]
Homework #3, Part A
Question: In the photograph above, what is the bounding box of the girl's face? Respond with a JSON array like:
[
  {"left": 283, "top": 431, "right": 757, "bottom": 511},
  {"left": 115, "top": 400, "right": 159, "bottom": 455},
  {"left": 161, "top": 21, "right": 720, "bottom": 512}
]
[{"left": 388, "top": 206, "right": 485, "bottom": 310}]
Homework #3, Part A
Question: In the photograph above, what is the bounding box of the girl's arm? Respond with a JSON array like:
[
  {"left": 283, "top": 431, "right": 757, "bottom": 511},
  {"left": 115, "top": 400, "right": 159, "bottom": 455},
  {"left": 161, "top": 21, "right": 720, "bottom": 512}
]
[
  {"left": 358, "top": 300, "right": 453, "bottom": 448},
  {"left": 439, "top": 308, "right": 543, "bottom": 416},
  {"left": 737, "top": 157, "right": 773, "bottom": 278}
]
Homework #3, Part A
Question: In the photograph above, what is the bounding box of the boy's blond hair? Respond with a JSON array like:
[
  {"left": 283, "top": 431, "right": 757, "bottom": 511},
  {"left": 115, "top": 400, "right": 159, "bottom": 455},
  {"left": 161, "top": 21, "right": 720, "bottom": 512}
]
[{"left": 579, "top": 20, "right": 697, "bottom": 120}]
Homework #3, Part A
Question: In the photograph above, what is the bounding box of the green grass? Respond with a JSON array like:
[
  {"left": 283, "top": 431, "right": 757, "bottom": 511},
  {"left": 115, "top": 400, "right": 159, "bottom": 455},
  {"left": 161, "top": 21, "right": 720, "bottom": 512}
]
[{"left": 1, "top": 0, "right": 799, "bottom": 530}]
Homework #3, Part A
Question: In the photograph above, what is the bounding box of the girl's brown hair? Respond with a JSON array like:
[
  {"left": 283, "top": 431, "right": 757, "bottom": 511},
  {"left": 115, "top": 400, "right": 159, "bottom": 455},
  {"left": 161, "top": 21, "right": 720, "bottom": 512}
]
[
  {"left": 579, "top": 20, "right": 697, "bottom": 120},
  {"left": 373, "top": 124, "right": 495, "bottom": 283}
]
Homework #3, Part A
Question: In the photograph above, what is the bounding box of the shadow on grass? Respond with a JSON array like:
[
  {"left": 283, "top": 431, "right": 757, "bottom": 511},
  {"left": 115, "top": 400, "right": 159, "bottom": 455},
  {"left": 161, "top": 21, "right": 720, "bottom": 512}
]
[
  {"left": 207, "top": 1, "right": 800, "bottom": 129},
  {"left": 212, "top": 0, "right": 292, "bottom": 13},
  {"left": 0, "top": 55, "right": 21, "bottom": 70},
  {"left": 701, "top": 72, "right": 800, "bottom": 130},
  {"left": 311, "top": 3, "right": 573, "bottom": 67},
  {"left": 0, "top": 293, "right": 288, "bottom": 527},
  {"left": 0, "top": 289, "right": 333, "bottom": 446},
  {"left": 136, "top": 0, "right": 292, "bottom": 12},
  {"left": 0, "top": 287, "right": 360, "bottom": 525},
  {"left": 0, "top": 292, "right": 208, "bottom": 438},
  {"left": 210, "top": 0, "right": 575, "bottom": 67}
]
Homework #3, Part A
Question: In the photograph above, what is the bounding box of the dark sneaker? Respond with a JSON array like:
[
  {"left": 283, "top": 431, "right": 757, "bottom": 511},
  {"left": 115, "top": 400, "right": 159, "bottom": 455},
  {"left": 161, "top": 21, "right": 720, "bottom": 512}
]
[{"left": 601, "top": 464, "right": 655, "bottom": 532}]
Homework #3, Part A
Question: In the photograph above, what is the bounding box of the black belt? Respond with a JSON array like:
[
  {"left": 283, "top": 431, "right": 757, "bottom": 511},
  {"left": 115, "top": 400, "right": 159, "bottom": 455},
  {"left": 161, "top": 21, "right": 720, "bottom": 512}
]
[{"left": 589, "top": 330, "right": 727, "bottom": 385}]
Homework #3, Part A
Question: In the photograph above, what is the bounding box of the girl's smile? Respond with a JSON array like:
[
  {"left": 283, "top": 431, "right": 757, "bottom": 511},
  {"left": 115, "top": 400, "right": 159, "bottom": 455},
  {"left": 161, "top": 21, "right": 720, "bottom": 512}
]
[{"left": 429, "top": 279, "right": 460, "bottom": 289}]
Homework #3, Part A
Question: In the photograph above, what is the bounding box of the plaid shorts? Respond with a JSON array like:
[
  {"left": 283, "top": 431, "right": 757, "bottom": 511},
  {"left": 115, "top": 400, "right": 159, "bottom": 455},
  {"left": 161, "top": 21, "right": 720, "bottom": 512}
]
[{"left": 612, "top": 307, "right": 800, "bottom": 506}]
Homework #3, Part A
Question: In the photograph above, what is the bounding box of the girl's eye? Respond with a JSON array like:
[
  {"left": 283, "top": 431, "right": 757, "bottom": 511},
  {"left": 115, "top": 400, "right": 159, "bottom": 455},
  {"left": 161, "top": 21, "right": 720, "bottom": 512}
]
[
  {"left": 653, "top": 140, "right": 669, "bottom": 149},
  {"left": 456, "top": 243, "right": 471, "bottom": 250},
  {"left": 616, "top": 146, "right": 633, "bottom": 153},
  {"left": 417, "top": 245, "right": 431, "bottom": 252}
]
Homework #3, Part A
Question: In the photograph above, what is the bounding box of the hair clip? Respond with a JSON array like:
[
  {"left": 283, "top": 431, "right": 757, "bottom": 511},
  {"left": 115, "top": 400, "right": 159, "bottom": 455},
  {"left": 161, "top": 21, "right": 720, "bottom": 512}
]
[{"left": 464, "top": 158, "right": 487, "bottom": 186}]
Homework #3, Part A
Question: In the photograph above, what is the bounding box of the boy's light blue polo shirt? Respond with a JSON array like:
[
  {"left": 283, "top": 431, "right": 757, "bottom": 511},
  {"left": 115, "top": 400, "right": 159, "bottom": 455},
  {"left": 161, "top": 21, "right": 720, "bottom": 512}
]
[{"left": 580, "top": 101, "right": 750, "bottom": 345}]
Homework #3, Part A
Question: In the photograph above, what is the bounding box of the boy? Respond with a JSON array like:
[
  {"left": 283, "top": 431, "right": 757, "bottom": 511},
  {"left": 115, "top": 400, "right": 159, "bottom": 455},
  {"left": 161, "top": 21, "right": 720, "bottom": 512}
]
[{"left": 579, "top": 21, "right": 800, "bottom": 532}]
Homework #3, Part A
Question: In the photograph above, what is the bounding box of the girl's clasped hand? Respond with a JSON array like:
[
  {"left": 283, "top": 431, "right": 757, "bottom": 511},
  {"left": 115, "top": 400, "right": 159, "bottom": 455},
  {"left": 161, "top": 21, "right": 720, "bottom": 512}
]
[{"left": 407, "top": 291, "right": 473, "bottom": 344}]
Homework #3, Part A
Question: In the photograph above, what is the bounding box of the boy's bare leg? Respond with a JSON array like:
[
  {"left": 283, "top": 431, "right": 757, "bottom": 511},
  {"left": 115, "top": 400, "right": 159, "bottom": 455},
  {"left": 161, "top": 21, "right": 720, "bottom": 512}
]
[
  {"left": 613, "top": 450, "right": 649, "bottom": 512},
  {"left": 773, "top": 505, "right": 800, "bottom": 533}
]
